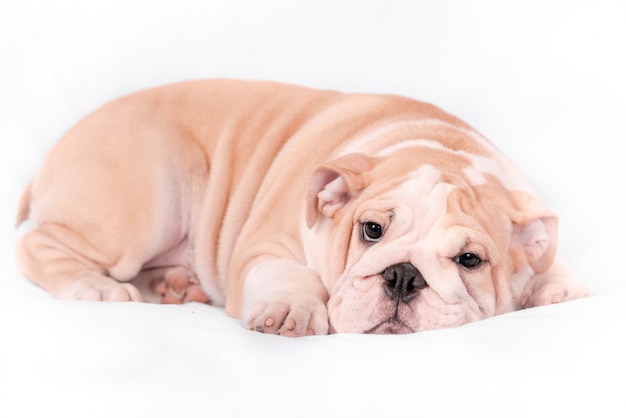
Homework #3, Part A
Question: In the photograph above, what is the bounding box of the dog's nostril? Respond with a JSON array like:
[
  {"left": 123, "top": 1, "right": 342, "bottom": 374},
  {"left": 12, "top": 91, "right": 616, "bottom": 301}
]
[{"left": 382, "top": 262, "right": 426, "bottom": 302}]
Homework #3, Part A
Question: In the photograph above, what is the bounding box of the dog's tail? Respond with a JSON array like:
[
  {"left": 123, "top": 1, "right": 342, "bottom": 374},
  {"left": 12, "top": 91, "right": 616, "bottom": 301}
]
[{"left": 16, "top": 183, "right": 32, "bottom": 227}]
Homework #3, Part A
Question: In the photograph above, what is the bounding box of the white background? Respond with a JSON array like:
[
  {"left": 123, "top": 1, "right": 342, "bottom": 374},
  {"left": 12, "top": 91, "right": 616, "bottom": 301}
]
[{"left": 1, "top": 1, "right": 625, "bottom": 417}]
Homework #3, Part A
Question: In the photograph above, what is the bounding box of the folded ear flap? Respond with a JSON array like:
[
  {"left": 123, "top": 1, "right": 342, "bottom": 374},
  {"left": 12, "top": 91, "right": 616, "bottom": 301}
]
[
  {"left": 306, "top": 153, "right": 377, "bottom": 228},
  {"left": 509, "top": 192, "right": 558, "bottom": 274}
]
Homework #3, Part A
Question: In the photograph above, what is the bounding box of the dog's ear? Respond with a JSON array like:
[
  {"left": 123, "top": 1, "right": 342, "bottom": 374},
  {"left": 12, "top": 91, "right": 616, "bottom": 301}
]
[
  {"left": 508, "top": 192, "right": 558, "bottom": 274},
  {"left": 306, "top": 153, "right": 377, "bottom": 228}
]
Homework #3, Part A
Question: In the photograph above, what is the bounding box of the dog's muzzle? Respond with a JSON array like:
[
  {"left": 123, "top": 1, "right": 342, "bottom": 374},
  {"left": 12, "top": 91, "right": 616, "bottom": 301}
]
[{"left": 382, "top": 262, "right": 427, "bottom": 303}]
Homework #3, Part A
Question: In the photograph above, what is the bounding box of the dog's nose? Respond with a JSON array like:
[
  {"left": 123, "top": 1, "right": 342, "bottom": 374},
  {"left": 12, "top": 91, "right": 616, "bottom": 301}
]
[{"left": 382, "top": 262, "right": 427, "bottom": 302}]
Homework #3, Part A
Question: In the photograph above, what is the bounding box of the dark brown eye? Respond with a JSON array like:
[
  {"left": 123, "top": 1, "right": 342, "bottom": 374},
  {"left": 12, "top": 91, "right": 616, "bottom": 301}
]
[
  {"left": 455, "top": 253, "right": 482, "bottom": 269},
  {"left": 361, "top": 222, "right": 384, "bottom": 242}
]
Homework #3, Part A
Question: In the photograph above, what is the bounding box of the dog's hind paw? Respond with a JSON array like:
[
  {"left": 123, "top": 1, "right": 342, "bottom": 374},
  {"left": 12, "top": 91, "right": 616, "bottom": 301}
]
[
  {"left": 150, "top": 266, "right": 210, "bottom": 305},
  {"left": 62, "top": 274, "right": 143, "bottom": 302},
  {"left": 132, "top": 266, "right": 210, "bottom": 304}
]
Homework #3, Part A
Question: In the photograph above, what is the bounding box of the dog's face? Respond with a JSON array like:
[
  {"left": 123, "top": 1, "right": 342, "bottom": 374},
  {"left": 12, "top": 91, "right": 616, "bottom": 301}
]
[{"left": 306, "top": 152, "right": 557, "bottom": 334}]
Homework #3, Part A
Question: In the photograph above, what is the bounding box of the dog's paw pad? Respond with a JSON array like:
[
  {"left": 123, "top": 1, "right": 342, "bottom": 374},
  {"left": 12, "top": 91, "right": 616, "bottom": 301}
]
[{"left": 150, "top": 267, "right": 210, "bottom": 304}]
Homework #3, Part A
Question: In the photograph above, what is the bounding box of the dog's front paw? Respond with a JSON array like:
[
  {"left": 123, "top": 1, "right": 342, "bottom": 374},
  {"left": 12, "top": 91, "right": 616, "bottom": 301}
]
[
  {"left": 520, "top": 257, "right": 594, "bottom": 309},
  {"left": 521, "top": 278, "right": 593, "bottom": 308},
  {"left": 245, "top": 297, "right": 329, "bottom": 337}
]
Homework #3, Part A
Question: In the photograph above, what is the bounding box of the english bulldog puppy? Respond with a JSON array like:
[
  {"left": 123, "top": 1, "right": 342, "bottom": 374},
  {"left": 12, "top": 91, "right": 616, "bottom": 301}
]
[{"left": 15, "top": 79, "right": 592, "bottom": 336}]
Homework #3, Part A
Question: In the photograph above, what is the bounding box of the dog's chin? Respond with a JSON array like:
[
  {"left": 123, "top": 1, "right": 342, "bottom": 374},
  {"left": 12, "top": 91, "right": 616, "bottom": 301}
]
[{"left": 364, "top": 319, "right": 415, "bottom": 335}]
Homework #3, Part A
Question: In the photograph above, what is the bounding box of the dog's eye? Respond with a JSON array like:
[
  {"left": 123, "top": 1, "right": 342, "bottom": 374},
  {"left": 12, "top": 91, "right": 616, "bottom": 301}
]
[
  {"left": 361, "top": 222, "right": 384, "bottom": 242},
  {"left": 455, "top": 253, "right": 482, "bottom": 269}
]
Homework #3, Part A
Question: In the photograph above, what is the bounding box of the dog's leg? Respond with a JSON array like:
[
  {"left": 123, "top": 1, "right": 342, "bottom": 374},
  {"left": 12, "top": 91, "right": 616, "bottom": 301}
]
[
  {"left": 16, "top": 223, "right": 142, "bottom": 301},
  {"left": 521, "top": 257, "right": 593, "bottom": 308},
  {"left": 131, "top": 266, "right": 210, "bottom": 304},
  {"left": 237, "top": 259, "right": 330, "bottom": 337}
]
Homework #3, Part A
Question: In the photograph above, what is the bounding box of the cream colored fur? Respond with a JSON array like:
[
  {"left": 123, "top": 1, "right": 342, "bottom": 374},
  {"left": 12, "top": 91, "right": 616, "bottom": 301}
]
[{"left": 16, "top": 79, "right": 592, "bottom": 336}]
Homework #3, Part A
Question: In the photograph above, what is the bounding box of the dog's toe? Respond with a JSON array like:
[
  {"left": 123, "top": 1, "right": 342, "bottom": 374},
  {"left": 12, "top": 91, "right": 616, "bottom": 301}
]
[
  {"left": 245, "top": 299, "right": 329, "bottom": 337},
  {"left": 148, "top": 266, "right": 210, "bottom": 304},
  {"left": 67, "top": 276, "right": 142, "bottom": 302},
  {"left": 278, "top": 314, "right": 309, "bottom": 337},
  {"left": 247, "top": 302, "right": 288, "bottom": 334},
  {"left": 522, "top": 281, "right": 592, "bottom": 308}
]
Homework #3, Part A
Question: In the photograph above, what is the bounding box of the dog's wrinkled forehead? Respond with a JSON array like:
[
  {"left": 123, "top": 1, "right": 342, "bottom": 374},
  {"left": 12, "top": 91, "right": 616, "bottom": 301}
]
[
  {"left": 348, "top": 163, "right": 460, "bottom": 250},
  {"left": 389, "top": 165, "right": 443, "bottom": 196},
  {"left": 385, "top": 165, "right": 452, "bottom": 229},
  {"left": 361, "top": 157, "right": 511, "bottom": 248}
]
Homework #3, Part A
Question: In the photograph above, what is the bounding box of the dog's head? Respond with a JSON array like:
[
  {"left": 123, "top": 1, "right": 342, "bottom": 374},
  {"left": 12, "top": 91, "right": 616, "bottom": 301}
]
[{"left": 306, "top": 149, "right": 557, "bottom": 334}]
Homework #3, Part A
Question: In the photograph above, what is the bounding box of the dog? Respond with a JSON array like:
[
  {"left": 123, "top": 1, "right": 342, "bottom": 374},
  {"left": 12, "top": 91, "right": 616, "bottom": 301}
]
[{"left": 15, "top": 79, "right": 592, "bottom": 336}]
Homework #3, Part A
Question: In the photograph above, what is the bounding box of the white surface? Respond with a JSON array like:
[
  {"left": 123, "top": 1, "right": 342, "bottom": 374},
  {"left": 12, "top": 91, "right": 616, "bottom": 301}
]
[{"left": 1, "top": 1, "right": 625, "bottom": 417}]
